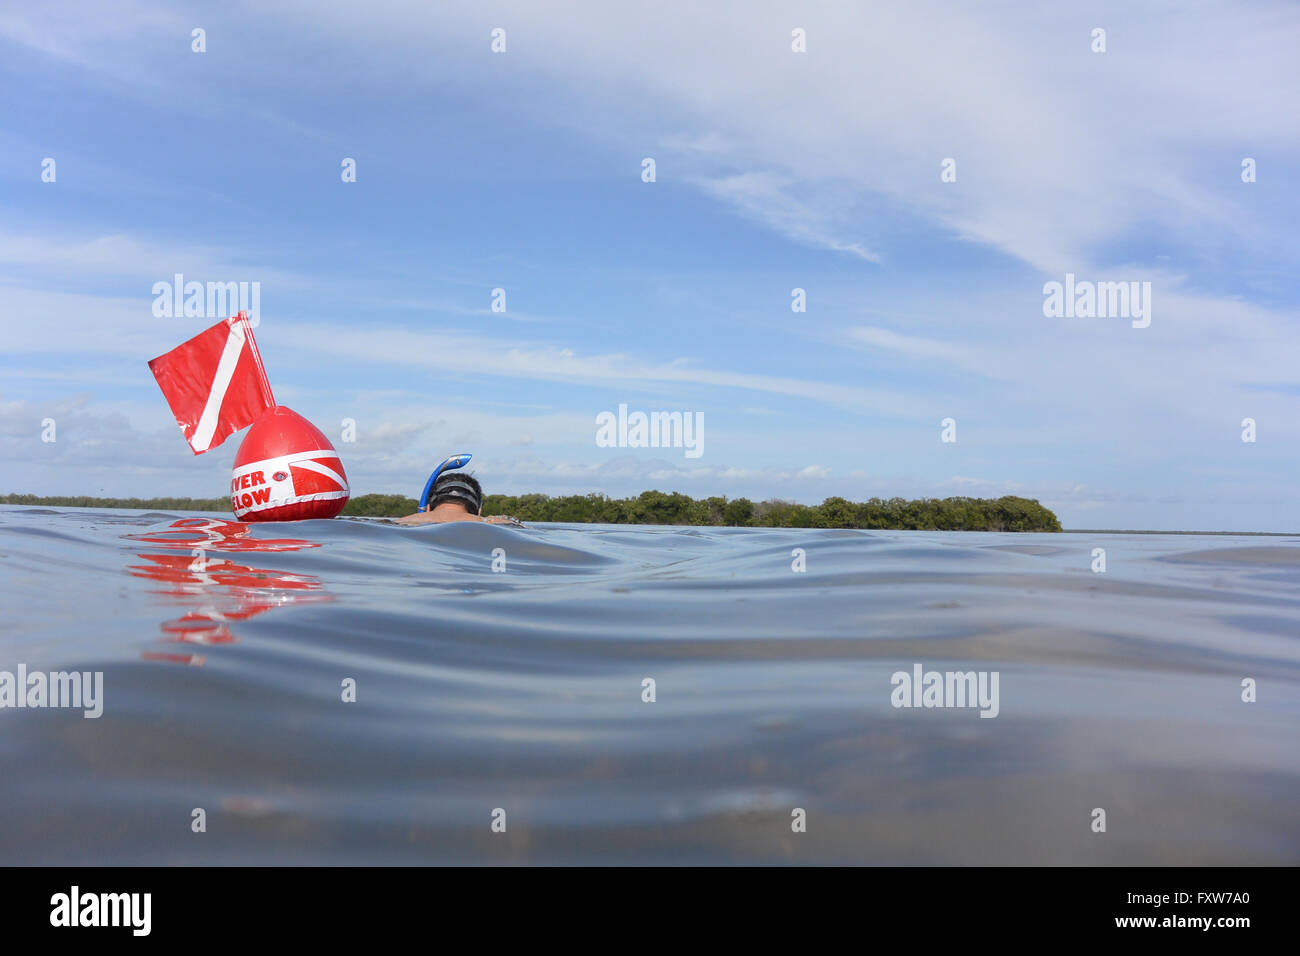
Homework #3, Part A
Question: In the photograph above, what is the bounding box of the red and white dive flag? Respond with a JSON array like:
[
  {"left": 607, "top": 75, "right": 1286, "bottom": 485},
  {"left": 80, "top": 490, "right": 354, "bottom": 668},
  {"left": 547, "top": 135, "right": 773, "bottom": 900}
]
[{"left": 148, "top": 312, "right": 275, "bottom": 454}]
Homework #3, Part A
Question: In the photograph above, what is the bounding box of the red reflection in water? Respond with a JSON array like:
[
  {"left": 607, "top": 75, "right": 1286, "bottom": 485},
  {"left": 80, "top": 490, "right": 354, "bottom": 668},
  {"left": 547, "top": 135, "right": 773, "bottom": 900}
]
[
  {"left": 126, "top": 516, "right": 322, "bottom": 553},
  {"left": 125, "top": 518, "right": 331, "bottom": 666},
  {"left": 140, "top": 651, "right": 207, "bottom": 666}
]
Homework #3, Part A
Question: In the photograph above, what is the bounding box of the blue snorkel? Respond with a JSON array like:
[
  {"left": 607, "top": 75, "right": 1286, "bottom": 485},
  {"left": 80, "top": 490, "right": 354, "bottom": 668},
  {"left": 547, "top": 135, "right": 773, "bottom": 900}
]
[{"left": 418, "top": 454, "right": 473, "bottom": 512}]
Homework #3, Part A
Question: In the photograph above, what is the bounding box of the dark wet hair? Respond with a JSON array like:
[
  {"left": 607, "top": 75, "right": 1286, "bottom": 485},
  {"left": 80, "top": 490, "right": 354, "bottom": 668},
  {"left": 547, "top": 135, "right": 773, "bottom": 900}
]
[{"left": 429, "top": 471, "right": 482, "bottom": 514}]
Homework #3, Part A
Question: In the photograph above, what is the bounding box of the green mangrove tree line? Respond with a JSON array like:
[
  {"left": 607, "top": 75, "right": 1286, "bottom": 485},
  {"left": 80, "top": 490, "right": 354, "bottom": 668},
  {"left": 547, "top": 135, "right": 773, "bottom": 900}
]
[{"left": 4, "top": 491, "right": 1061, "bottom": 531}]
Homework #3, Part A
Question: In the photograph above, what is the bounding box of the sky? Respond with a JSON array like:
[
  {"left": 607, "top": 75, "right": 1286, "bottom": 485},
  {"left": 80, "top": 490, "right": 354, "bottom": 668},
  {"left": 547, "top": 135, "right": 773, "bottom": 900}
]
[{"left": 1, "top": 0, "right": 1297, "bottom": 531}]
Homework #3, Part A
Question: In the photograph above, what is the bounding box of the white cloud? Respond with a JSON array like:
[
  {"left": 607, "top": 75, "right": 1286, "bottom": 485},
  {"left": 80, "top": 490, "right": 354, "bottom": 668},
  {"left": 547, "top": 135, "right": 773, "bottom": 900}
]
[
  {"left": 227, "top": 0, "right": 1299, "bottom": 274},
  {"left": 693, "top": 172, "right": 880, "bottom": 262},
  {"left": 5, "top": 1, "right": 1297, "bottom": 276},
  {"left": 0, "top": 228, "right": 305, "bottom": 289},
  {"left": 279, "top": 321, "right": 923, "bottom": 415}
]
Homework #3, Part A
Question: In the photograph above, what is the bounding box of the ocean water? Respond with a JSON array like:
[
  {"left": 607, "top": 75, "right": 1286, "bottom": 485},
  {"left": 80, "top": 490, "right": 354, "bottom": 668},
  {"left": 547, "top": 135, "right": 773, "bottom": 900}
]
[{"left": 0, "top": 505, "right": 1296, "bottom": 865}]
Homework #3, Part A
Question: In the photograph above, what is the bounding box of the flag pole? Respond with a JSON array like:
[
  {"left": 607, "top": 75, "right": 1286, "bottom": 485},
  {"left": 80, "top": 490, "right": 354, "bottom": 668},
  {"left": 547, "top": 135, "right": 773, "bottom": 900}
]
[{"left": 236, "top": 311, "right": 276, "bottom": 408}]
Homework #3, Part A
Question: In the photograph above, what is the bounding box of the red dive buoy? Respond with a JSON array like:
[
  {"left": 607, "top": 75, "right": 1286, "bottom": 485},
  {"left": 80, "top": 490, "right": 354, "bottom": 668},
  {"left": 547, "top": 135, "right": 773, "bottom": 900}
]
[{"left": 230, "top": 406, "right": 350, "bottom": 521}]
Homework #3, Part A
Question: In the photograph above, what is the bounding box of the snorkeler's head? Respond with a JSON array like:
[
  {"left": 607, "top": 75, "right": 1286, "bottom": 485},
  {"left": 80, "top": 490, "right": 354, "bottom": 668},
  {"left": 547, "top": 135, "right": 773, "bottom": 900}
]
[
  {"left": 427, "top": 471, "right": 482, "bottom": 515},
  {"left": 418, "top": 453, "right": 473, "bottom": 512}
]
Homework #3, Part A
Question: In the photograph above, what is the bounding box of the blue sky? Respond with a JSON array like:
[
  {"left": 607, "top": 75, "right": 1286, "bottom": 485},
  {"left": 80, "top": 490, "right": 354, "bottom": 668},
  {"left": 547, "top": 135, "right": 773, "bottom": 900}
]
[{"left": 2, "top": 0, "right": 1298, "bottom": 530}]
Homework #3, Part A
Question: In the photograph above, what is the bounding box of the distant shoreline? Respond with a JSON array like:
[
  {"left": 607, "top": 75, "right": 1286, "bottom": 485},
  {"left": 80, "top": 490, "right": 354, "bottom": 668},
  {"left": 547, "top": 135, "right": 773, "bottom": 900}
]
[
  {"left": 5, "top": 495, "right": 1294, "bottom": 535},
  {"left": 1064, "top": 529, "right": 1298, "bottom": 536},
  {"left": 2, "top": 492, "right": 1063, "bottom": 532}
]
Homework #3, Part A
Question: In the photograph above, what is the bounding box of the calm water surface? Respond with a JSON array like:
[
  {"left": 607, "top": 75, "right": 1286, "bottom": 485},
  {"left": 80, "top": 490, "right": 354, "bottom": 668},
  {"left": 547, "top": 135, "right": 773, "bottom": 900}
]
[{"left": 0, "top": 506, "right": 1296, "bottom": 864}]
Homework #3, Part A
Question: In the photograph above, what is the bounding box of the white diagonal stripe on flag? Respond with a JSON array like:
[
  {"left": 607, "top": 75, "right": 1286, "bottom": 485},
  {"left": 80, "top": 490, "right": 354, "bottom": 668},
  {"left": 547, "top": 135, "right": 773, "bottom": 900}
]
[
  {"left": 191, "top": 321, "right": 247, "bottom": 452},
  {"left": 292, "top": 458, "right": 347, "bottom": 489}
]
